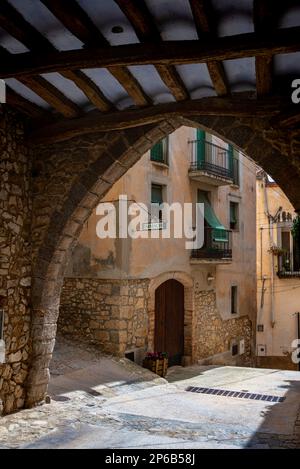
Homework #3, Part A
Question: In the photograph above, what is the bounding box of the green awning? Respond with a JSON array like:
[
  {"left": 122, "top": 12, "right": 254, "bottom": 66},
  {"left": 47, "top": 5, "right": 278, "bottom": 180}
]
[{"left": 198, "top": 192, "right": 228, "bottom": 242}]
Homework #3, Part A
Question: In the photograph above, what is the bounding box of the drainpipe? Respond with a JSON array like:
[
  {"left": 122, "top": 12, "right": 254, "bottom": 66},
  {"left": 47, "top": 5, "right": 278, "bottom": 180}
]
[
  {"left": 262, "top": 176, "right": 276, "bottom": 328},
  {"left": 297, "top": 312, "right": 300, "bottom": 371}
]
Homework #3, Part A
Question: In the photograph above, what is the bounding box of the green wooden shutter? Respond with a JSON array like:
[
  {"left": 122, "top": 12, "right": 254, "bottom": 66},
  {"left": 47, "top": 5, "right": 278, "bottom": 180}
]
[
  {"left": 150, "top": 138, "right": 168, "bottom": 163},
  {"left": 230, "top": 203, "right": 237, "bottom": 225},
  {"left": 228, "top": 144, "right": 234, "bottom": 175},
  {"left": 150, "top": 140, "right": 164, "bottom": 162},
  {"left": 196, "top": 129, "right": 205, "bottom": 169},
  {"left": 233, "top": 149, "right": 239, "bottom": 185}
]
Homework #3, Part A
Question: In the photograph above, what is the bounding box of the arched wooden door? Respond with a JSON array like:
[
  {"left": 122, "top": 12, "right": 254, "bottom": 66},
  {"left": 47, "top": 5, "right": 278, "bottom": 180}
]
[{"left": 155, "top": 279, "right": 184, "bottom": 366}]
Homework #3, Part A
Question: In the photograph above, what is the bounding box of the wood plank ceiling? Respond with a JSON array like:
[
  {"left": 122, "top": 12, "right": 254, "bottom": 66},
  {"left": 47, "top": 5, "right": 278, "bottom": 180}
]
[{"left": 0, "top": 0, "right": 299, "bottom": 142}]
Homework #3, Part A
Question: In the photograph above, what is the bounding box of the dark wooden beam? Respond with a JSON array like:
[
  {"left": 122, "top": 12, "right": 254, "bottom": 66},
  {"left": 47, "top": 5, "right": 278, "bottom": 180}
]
[
  {"left": 5, "top": 86, "right": 46, "bottom": 118},
  {"left": 40, "top": 0, "right": 107, "bottom": 47},
  {"left": 40, "top": 0, "right": 151, "bottom": 106},
  {"left": 18, "top": 75, "right": 81, "bottom": 118},
  {"left": 3, "top": 27, "right": 300, "bottom": 78},
  {"left": 0, "top": 0, "right": 53, "bottom": 53},
  {"left": 115, "top": 0, "right": 161, "bottom": 42},
  {"left": 115, "top": 0, "right": 189, "bottom": 101},
  {"left": 0, "top": 0, "right": 114, "bottom": 112},
  {"left": 253, "top": 0, "right": 273, "bottom": 96},
  {"left": 30, "top": 95, "right": 283, "bottom": 145},
  {"left": 189, "top": 0, "right": 229, "bottom": 96},
  {"left": 102, "top": 66, "right": 151, "bottom": 107},
  {"left": 61, "top": 70, "right": 112, "bottom": 112},
  {"left": 0, "top": 1, "right": 79, "bottom": 116}
]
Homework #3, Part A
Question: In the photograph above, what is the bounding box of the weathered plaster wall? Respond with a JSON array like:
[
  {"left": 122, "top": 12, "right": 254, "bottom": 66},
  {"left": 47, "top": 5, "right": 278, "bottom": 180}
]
[
  {"left": 64, "top": 125, "right": 257, "bottom": 365},
  {"left": 0, "top": 110, "right": 32, "bottom": 414},
  {"left": 256, "top": 178, "right": 300, "bottom": 366}
]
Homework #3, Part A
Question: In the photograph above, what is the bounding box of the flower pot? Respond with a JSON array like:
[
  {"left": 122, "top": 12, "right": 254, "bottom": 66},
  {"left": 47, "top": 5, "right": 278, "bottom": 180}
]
[{"left": 142, "top": 356, "right": 168, "bottom": 377}]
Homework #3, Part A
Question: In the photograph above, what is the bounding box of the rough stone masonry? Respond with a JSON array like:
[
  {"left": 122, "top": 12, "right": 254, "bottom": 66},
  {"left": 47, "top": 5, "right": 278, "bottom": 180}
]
[{"left": 0, "top": 110, "right": 32, "bottom": 414}]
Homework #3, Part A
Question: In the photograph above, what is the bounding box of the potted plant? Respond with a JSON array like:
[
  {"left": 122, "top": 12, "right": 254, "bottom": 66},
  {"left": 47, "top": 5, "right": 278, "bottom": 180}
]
[{"left": 142, "top": 352, "right": 168, "bottom": 377}]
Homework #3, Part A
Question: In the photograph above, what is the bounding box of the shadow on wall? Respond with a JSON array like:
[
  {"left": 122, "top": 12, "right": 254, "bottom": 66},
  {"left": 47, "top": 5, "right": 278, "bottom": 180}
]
[{"left": 66, "top": 243, "right": 116, "bottom": 277}]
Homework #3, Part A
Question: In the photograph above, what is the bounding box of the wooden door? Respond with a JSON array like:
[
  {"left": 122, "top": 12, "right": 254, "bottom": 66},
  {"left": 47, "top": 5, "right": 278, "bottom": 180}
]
[{"left": 155, "top": 279, "right": 184, "bottom": 366}]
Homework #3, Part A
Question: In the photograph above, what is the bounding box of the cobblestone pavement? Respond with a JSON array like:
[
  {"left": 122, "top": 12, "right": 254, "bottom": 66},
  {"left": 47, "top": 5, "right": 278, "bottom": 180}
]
[{"left": 0, "top": 338, "right": 300, "bottom": 449}]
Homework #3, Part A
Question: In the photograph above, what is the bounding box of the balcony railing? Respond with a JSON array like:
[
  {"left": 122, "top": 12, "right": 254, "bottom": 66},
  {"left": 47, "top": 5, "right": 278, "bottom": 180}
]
[
  {"left": 277, "top": 251, "right": 300, "bottom": 278},
  {"left": 191, "top": 227, "right": 232, "bottom": 260},
  {"left": 189, "top": 139, "right": 239, "bottom": 184}
]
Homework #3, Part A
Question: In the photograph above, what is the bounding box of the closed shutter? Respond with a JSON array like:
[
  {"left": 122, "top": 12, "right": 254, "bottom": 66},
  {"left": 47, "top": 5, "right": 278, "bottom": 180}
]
[
  {"left": 230, "top": 203, "right": 237, "bottom": 225},
  {"left": 228, "top": 144, "right": 234, "bottom": 175},
  {"left": 150, "top": 140, "right": 164, "bottom": 162},
  {"left": 196, "top": 129, "right": 205, "bottom": 168}
]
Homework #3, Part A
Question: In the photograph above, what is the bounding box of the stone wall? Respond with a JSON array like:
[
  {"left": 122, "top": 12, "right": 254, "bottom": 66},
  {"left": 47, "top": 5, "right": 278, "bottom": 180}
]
[
  {"left": 0, "top": 110, "right": 32, "bottom": 414},
  {"left": 59, "top": 278, "right": 149, "bottom": 357},
  {"left": 59, "top": 277, "right": 253, "bottom": 368},
  {"left": 193, "top": 290, "right": 253, "bottom": 366},
  {"left": 256, "top": 356, "right": 298, "bottom": 371}
]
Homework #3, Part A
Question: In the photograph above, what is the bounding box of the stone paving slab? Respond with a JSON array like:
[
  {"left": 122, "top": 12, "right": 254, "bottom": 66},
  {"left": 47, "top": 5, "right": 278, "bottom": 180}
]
[{"left": 0, "top": 341, "right": 300, "bottom": 449}]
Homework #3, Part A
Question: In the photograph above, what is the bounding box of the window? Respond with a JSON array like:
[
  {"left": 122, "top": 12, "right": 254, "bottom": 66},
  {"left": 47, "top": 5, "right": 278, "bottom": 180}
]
[
  {"left": 151, "top": 184, "right": 163, "bottom": 205},
  {"left": 150, "top": 137, "right": 168, "bottom": 164},
  {"left": 231, "top": 286, "right": 238, "bottom": 315},
  {"left": 151, "top": 184, "right": 164, "bottom": 221},
  {"left": 232, "top": 344, "right": 239, "bottom": 356},
  {"left": 230, "top": 201, "right": 239, "bottom": 230}
]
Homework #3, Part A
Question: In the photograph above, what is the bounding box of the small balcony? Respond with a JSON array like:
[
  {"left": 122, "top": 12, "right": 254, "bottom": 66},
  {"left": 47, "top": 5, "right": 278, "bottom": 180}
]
[
  {"left": 188, "top": 139, "right": 239, "bottom": 186},
  {"left": 191, "top": 227, "right": 232, "bottom": 264},
  {"left": 277, "top": 251, "right": 300, "bottom": 278}
]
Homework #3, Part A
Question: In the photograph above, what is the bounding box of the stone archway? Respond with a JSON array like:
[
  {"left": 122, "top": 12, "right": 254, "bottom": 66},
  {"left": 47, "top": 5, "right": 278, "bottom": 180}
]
[{"left": 20, "top": 113, "right": 300, "bottom": 408}]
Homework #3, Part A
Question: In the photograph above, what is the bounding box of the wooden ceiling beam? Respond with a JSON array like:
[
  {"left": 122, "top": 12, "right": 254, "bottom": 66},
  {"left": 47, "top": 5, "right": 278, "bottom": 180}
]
[
  {"left": 115, "top": 0, "right": 189, "bottom": 101},
  {"left": 18, "top": 75, "right": 81, "bottom": 118},
  {"left": 40, "top": 0, "right": 151, "bottom": 106},
  {"left": 253, "top": 0, "right": 273, "bottom": 97},
  {"left": 30, "top": 95, "right": 283, "bottom": 145},
  {"left": 61, "top": 70, "right": 112, "bottom": 112},
  {"left": 0, "top": 0, "right": 114, "bottom": 112},
  {"left": 3, "top": 27, "right": 300, "bottom": 78},
  {"left": 0, "top": 0, "right": 53, "bottom": 53},
  {"left": 5, "top": 86, "right": 46, "bottom": 118},
  {"left": 189, "top": 0, "right": 229, "bottom": 96}
]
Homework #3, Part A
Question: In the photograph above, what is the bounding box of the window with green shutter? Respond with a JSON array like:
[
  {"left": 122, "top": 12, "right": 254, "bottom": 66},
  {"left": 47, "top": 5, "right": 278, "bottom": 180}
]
[
  {"left": 196, "top": 129, "right": 205, "bottom": 168},
  {"left": 150, "top": 137, "right": 168, "bottom": 164},
  {"left": 230, "top": 202, "right": 239, "bottom": 230},
  {"left": 228, "top": 144, "right": 234, "bottom": 175}
]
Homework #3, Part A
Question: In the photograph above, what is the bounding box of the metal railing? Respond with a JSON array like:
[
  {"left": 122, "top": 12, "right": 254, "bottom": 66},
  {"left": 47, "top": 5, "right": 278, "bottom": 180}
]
[
  {"left": 277, "top": 251, "right": 300, "bottom": 277},
  {"left": 191, "top": 227, "right": 232, "bottom": 260},
  {"left": 189, "top": 139, "right": 239, "bottom": 182}
]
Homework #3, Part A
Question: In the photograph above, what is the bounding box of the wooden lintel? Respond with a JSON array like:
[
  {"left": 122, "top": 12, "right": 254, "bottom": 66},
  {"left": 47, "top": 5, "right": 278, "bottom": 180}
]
[
  {"left": 29, "top": 95, "right": 283, "bottom": 145},
  {"left": 2, "top": 27, "right": 300, "bottom": 79}
]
